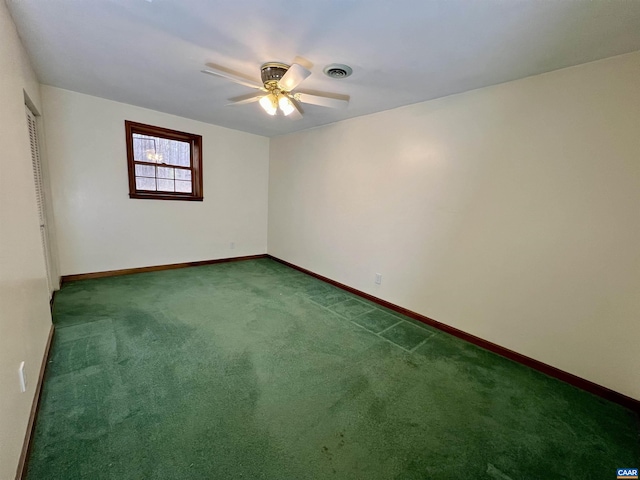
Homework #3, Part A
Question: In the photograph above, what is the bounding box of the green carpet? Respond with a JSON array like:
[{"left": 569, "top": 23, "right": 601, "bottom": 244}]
[{"left": 27, "top": 259, "right": 639, "bottom": 479}]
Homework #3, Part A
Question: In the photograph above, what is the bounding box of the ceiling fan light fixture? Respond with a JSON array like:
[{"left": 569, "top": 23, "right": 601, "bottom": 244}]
[
  {"left": 203, "top": 59, "right": 349, "bottom": 121},
  {"left": 259, "top": 94, "right": 278, "bottom": 116},
  {"left": 278, "top": 95, "right": 295, "bottom": 116}
]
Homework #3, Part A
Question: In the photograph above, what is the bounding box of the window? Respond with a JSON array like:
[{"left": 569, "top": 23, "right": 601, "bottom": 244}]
[{"left": 125, "top": 121, "right": 203, "bottom": 201}]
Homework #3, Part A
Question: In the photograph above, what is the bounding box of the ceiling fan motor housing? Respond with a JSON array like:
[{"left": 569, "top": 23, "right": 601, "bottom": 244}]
[{"left": 261, "top": 62, "right": 289, "bottom": 86}]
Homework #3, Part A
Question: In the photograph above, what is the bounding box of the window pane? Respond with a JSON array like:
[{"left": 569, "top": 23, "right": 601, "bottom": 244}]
[
  {"left": 132, "top": 133, "right": 190, "bottom": 167},
  {"left": 175, "top": 169, "right": 192, "bottom": 181},
  {"left": 136, "top": 176, "right": 156, "bottom": 191},
  {"left": 157, "top": 179, "right": 175, "bottom": 192},
  {"left": 175, "top": 180, "right": 192, "bottom": 193},
  {"left": 157, "top": 166, "right": 175, "bottom": 179},
  {"left": 159, "top": 138, "right": 191, "bottom": 167},
  {"left": 135, "top": 164, "right": 155, "bottom": 177},
  {"left": 132, "top": 134, "right": 157, "bottom": 162}
]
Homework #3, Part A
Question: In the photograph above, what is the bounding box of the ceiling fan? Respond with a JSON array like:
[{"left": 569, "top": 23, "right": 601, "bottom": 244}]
[{"left": 202, "top": 61, "right": 350, "bottom": 119}]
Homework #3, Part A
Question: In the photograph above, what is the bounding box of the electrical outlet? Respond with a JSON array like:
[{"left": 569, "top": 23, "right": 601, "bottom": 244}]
[
  {"left": 18, "top": 361, "right": 27, "bottom": 393},
  {"left": 230, "top": 242, "right": 235, "bottom": 250},
  {"left": 375, "top": 273, "right": 382, "bottom": 285}
]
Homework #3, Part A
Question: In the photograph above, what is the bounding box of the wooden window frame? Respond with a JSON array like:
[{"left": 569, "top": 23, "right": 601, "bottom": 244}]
[{"left": 125, "top": 120, "right": 203, "bottom": 201}]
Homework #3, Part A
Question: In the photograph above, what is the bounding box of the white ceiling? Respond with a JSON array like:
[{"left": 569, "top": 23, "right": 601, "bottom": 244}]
[{"left": 7, "top": 0, "right": 640, "bottom": 137}]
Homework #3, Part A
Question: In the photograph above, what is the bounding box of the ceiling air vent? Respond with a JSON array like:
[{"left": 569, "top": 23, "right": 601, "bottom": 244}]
[{"left": 323, "top": 64, "right": 353, "bottom": 79}]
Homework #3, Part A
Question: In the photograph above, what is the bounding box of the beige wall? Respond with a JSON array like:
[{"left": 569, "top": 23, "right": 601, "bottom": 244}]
[
  {"left": 0, "top": 2, "right": 53, "bottom": 478},
  {"left": 269, "top": 52, "right": 640, "bottom": 400},
  {"left": 41, "top": 87, "right": 269, "bottom": 276}
]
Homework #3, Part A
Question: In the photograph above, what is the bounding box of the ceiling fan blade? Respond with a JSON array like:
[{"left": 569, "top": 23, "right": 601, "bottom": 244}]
[
  {"left": 296, "top": 90, "right": 350, "bottom": 109},
  {"left": 202, "top": 63, "right": 263, "bottom": 89},
  {"left": 288, "top": 96, "right": 304, "bottom": 120},
  {"left": 226, "top": 92, "right": 263, "bottom": 106},
  {"left": 278, "top": 63, "right": 311, "bottom": 91}
]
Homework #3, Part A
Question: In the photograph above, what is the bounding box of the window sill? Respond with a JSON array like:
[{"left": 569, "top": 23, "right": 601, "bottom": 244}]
[{"left": 129, "top": 192, "right": 203, "bottom": 201}]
